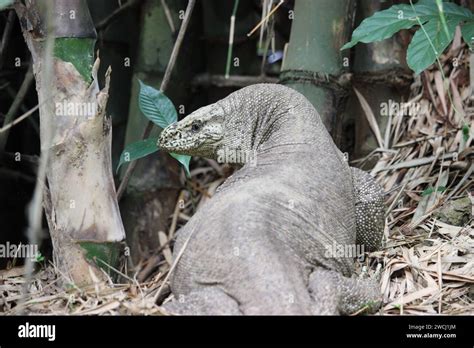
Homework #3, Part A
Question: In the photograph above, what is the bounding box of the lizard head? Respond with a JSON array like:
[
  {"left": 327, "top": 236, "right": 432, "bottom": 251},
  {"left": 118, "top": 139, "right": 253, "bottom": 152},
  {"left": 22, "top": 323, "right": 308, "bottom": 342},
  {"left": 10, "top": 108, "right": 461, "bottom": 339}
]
[
  {"left": 159, "top": 84, "right": 307, "bottom": 163},
  {"left": 158, "top": 103, "right": 225, "bottom": 158}
]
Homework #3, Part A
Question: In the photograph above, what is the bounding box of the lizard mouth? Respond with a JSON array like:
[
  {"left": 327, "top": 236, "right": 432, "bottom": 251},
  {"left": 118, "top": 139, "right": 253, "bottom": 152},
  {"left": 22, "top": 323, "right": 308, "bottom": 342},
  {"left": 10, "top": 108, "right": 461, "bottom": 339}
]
[
  {"left": 158, "top": 119, "right": 224, "bottom": 156},
  {"left": 158, "top": 127, "right": 177, "bottom": 152},
  {"left": 158, "top": 126, "right": 198, "bottom": 154}
]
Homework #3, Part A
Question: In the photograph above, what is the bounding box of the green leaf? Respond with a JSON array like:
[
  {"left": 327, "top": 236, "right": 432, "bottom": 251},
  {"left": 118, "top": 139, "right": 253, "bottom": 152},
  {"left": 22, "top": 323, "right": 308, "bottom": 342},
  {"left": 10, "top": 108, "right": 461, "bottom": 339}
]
[
  {"left": 406, "top": 17, "right": 458, "bottom": 75},
  {"left": 170, "top": 153, "right": 191, "bottom": 178},
  {"left": 341, "top": 4, "right": 423, "bottom": 50},
  {"left": 117, "top": 137, "right": 159, "bottom": 172},
  {"left": 341, "top": 1, "right": 473, "bottom": 50},
  {"left": 54, "top": 38, "right": 95, "bottom": 83},
  {"left": 138, "top": 80, "right": 177, "bottom": 129},
  {"left": 0, "top": 0, "right": 13, "bottom": 9},
  {"left": 34, "top": 252, "right": 45, "bottom": 263},
  {"left": 461, "top": 21, "right": 474, "bottom": 50},
  {"left": 462, "top": 124, "right": 470, "bottom": 142},
  {"left": 422, "top": 186, "right": 447, "bottom": 197},
  {"left": 440, "top": 2, "right": 474, "bottom": 21},
  {"left": 422, "top": 187, "right": 434, "bottom": 197},
  {"left": 78, "top": 241, "right": 122, "bottom": 279}
]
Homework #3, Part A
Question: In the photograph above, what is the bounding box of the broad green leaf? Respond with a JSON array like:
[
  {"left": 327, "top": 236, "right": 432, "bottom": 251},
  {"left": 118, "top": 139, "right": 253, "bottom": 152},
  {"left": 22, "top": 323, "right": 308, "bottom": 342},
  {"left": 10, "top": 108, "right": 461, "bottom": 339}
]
[
  {"left": 341, "top": 1, "right": 473, "bottom": 50},
  {"left": 117, "top": 137, "right": 159, "bottom": 172},
  {"left": 406, "top": 1, "right": 473, "bottom": 20},
  {"left": 341, "top": 5, "right": 422, "bottom": 50},
  {"left": 340, "top": 3, "right": 446, "bottom": 50},
  {"left": 0, "top": 0, "right": 13, "bottom": 9},
  {"left": 54, "top": 38, "right": 95, "bottom": 83},
  {"left": 406, "top": 17, "right": 458, "bottom": 75},
  {"left": 461, "top": 21, "right": 474, "bottom": 50},
  {"left": 440, "top": 2, "right": 474, "bottom": 21},
  {"left": 138, "top": 80, "right": 177, "bottom": 129},
  {"left": 170, "top": 153, "right": 191, "bottom": 178}
]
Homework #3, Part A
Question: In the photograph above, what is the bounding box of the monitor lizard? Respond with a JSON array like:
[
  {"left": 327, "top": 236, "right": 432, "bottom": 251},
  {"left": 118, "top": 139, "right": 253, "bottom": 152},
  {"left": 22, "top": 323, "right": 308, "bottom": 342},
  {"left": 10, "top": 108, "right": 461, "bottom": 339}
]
[{"left": 157, "top": 84, "right": 384, "bottom": 314}]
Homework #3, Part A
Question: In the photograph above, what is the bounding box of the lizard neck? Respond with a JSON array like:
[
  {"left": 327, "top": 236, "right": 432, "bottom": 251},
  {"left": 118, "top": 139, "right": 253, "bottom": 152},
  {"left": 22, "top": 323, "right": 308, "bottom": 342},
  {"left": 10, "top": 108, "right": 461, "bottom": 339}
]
[{"left": 216, "top": 84, "right": 330, "bottom": 163}]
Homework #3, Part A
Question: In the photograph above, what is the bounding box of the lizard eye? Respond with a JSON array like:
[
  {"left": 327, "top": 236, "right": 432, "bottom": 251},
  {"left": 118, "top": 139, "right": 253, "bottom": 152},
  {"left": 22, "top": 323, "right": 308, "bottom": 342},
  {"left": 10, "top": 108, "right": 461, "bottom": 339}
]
[{"left": 191, "top": 122, "right": 201, "bottom": 132}]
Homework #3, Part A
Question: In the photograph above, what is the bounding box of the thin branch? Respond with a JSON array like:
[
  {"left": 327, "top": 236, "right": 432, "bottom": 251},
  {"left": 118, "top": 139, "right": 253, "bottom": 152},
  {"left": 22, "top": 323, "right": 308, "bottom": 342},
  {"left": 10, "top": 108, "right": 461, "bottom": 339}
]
[
  {"left": 95, "top": 0, "right": 141, "bottom": 32},
  {"left": 160, "top": 0, "right": 195, "bottom": 102},
  {"left": 225, "top": 0, "right": 239, "bottom": 78},
  {"left": 160, "top": 0, "right": 175, "bottom": 33},
  {"left": 5, "top": 84, "right": 40, "bottom": 134},
  {"left": 247, "top": 0, "right": 284, "bottom": 37},
  {"left": 117, "top": 0, "right": 196, "bottom": 199},
  {"left": 0, "top": 64, "right": 34, "bottom": 151},
  {"left": 0, "top": 103, "right": 39, "bottom": 134}
]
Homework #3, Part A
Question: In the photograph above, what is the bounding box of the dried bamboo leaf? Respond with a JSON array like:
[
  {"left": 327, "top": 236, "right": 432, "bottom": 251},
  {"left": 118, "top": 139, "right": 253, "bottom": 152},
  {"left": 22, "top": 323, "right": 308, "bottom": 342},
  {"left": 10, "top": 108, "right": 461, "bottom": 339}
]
[{"left": 353, "top": 87, "right": 384, "bottom": 149}]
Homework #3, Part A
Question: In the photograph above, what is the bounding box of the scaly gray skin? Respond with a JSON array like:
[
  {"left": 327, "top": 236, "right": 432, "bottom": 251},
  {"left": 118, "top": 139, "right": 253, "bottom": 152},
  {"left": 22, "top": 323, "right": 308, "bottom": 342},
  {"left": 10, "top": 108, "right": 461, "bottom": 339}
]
[{"left": 158, "top": 84, "right": 384, "bottom": 315}]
